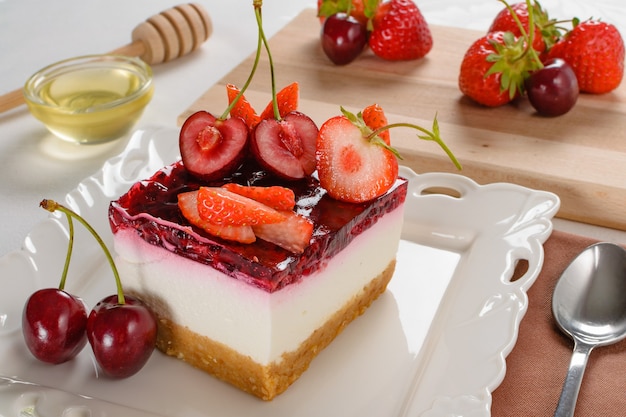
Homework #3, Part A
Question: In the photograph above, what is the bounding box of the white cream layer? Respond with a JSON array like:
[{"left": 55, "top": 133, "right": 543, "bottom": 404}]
[{"left": 113, "top": 205, "right": 404, "bottom": 365}]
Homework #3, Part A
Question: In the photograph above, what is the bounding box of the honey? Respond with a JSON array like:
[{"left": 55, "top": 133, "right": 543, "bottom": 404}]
[{"left": 24, "top": 55, "right": 153, "bottom": 144}]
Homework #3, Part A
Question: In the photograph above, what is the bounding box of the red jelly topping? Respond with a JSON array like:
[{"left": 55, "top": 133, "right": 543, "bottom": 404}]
[{"left": 109, "top": 160, "right": 407, "bottom": 292}]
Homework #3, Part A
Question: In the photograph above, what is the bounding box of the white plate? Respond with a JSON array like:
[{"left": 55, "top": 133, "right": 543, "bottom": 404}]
[{"left": 0, "top": 127, "right": 559, "bottom": 417}]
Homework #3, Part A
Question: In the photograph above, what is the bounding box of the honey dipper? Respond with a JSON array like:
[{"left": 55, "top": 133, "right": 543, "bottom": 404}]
[{"left": 0, "top": 3, "right": 212, "bottom": 113}]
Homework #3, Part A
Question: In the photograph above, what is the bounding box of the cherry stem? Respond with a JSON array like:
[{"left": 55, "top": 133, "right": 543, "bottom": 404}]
[
  {"left": 369, "top": 119, "right": 462, "bottom": 170},
  {"left": 40, "top": 199, "right": 125, "bottom": 305},
  {"left": 219, "top": 17, "right": 264, "bottom": 120},
  {"left": 254, "top": 1, "right": 281, "bottom": 121},
  {"left": 58, "top": 213, "right": 74, "bottom": 291}
]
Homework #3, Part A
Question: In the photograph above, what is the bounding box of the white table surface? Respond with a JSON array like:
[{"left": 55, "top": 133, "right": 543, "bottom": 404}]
[{"left": 1, "top": 0, "right": 625, "bottom": 258}]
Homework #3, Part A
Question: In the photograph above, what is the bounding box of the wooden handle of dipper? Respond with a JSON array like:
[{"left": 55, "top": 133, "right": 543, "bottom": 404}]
[
  {"left": 0, "top": 3, "right": 212, "bottom": 113},
  {"left": 109, "top": 3, "right": 212, "bottom": 64}
]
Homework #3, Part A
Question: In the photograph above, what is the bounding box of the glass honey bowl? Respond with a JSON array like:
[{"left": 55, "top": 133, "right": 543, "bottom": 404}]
[{"left": 23, "top": 54, "right": 154, "bottom": 145}]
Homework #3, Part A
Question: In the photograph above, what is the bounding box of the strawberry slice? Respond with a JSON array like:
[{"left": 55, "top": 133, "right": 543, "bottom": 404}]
[
  {"left": 316, "top": 107, "right": 399, "bottom": 203},
  {"left": 178, "top": 191, "right": 256, "bottom": 244},
  {"left": 226, "top": 82, "right": 299, "bottom": 130},
  {"left": 259, "top": 82, "right": 299, "bottom": 121},
  {"left": 221, "top": 183, "right": 296, "bottom": 211},
  {"left": 253, "top": 210, "right": 314, "bottom": 254},
  {"left": 362, "top": 103, "right": 390, "bottom": 145},
  {"left": 226, "top": 84, "right": 261, "bottom": 130},
  {"left": 197, "top": 187, "right": 285, "bottom": 226}
]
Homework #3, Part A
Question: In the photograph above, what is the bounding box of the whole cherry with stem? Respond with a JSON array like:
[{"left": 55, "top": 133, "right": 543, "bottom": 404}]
[
  {"left": 178, "top": 13, "right": 266, "bottom": 181},
  {"left": 22, "top": 210, "right": 89, "bottom": 364},
  {"left": 38, "top": 199, "right": 157, "bottom": 378},
  {"left": 250, "top": 0, "right": 319, "bottom": 180}
]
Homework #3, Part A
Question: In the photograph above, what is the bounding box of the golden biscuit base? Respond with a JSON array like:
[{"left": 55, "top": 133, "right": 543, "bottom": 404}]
[{"left": 152, "top": 260, "right": 396, "bottom": 401}]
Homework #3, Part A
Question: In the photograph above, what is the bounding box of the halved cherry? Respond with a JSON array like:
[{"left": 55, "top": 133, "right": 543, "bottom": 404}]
[
  {"left": 251, "top": 111, "right": 318, "bottom": 180},
  {"left": 179, "top": 111, "right": 249, "bottom": 181}
]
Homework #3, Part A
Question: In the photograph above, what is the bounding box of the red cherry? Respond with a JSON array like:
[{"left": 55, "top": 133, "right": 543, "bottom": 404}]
[
  {"left": 179, "top": 111, "right": 249, "bottom": 181},
  {"left": 525, "top": 58, "right": 579, "bottom": 117},
  {"left": 321, "top": 13, "right": 368, "bottom": 65},
  {"left": 251, "top": 111, "right": 318, "bottom": 180},
  {"left": 86, "top": 294, "right": 157, "bottom": 378},
  {"left": 22, "top": 288, "right": 88, "bottom": 364}
]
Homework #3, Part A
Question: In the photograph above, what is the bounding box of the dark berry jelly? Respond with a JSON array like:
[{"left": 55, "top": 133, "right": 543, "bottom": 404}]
[{"left": 109, "top": 161, "right": 407, "bottom": 292}]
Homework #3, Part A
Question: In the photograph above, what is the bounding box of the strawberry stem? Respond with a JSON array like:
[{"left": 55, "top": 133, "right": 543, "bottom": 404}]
[
  {"left": 40, "top": 199, "right": 126, "bottom": 305},
  {"left": 58, "top": 212, "right": 74, "bottom": 291},
  {"left": 369, "top": 117, "right": 462, "bottom": 170}
]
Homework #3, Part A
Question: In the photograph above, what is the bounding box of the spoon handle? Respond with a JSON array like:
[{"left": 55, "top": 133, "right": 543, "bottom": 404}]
[{"left": 554, "top": 341, "right": 594, "bottom": 417}]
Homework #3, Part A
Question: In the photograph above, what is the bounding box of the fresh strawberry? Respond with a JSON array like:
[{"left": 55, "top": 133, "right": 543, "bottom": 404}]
[
  {"left": 227, "top": 84, "right": 260, "bottom": 129},
  {"left": 253, "top": 211, "right": 314, "bottom": 254},
  {"left": 458, "top": 31, "right": 539, "bottom": 107},
  {"left": 316, "top": 106, "right": 399, "bottom": 203},
  {"left": 196, "top": 187, "right": 285, "bottom": 226},
  {"left": 488, "top": 1, "right": 559, "bottom": 56},
  {"left": 547, "top": 20, "right": 624, "bottom": 94},
  {"left": 361, "top": 103, "right": 389, "bottom": 145},
  {"left": 368, "top": 0, "right": 432, "bottom": 61},
  {"left": 178, "top": 191, "right": 256, "bottom": 244},
  {"left": 258, "top": 82, "right": 299, "bottom": 121},
  {"left": 221, "top": 183, "right": 296, "bottom": 211}
]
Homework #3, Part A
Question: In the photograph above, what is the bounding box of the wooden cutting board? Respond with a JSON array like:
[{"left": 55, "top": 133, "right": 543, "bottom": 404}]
[{"left": 179, "top": 8, "right": 626, "bottom": 231}]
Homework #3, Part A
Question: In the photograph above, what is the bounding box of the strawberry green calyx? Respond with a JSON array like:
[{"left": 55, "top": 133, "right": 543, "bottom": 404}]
[
  {"left": 487, "top": 0, "right": 544, "bottom": 98},
  {"left": 339, "top": 107, "right": 462, "bottom": 170},
  {"left": 529, "top": 0, "right": 562, "bottom": 51},
  {"left": 318, "top": 0, "right": 379, "bottom": 30},
  {"left": 485, "top": 31, "right": 537, "bottom": 98},
  {"left": 318, "top": 0, "right": 379, "bottom": 18},
  {"left": 40, "top": 199, "right": 126, "bottom": 305}
]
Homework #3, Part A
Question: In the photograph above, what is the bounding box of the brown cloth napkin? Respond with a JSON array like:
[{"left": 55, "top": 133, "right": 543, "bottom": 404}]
[{"left": 491, "top": 230, "right": 626, "bottom": 416}]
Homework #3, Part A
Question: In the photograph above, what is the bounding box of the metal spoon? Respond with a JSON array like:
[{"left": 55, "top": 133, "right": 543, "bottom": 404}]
[{"left": 552, "top": 242, "right": 626, "bottom": 417}]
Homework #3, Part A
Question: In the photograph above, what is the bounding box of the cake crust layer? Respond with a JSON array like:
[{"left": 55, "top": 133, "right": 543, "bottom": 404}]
[{"left": 153, "top": 260, "right": 396, "bottom": 401}]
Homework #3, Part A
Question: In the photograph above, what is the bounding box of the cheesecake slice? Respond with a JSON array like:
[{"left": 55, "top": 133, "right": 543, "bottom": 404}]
[{"left": 108, "top": 160, "right": 407, "bottom": 400}]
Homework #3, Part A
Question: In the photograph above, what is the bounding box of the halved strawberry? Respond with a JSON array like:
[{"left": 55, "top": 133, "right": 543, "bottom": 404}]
[
  {"left": 316, "top": 107, "right": 398, "bottom": 203},
  {"left": 197, "top": 187, "right": 285, "bottom": 226},
  {"left": 253, "top": 210, "right": 314, "bottom": 254},
  {"left": 178, "top": 191, "right": 256, "bottom": 243},
  {"left": 259, "top": 82, "right": 299, "bottom": 121},
  {"left": 221, "top": 183, "right": 296, "bottom": 211},
  {"left": 227, "top": 84, "right": 261, "bottom": 129}
]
